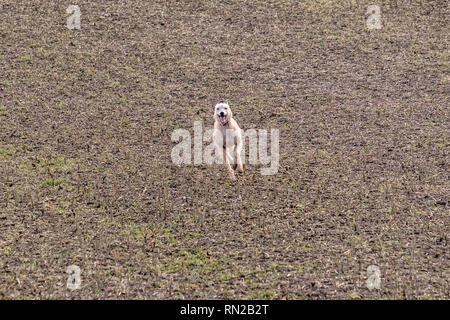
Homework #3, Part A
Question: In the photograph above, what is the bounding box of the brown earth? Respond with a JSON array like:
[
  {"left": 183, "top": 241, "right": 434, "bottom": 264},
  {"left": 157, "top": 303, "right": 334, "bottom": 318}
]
[{"left": 0, "top": 0, "right": 448, "bottom": 299}]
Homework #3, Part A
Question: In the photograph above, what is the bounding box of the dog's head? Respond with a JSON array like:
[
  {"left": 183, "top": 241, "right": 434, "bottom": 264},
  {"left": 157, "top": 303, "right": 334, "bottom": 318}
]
[{"left": 214, "top": 100, "right": 232, "bottom": 126}]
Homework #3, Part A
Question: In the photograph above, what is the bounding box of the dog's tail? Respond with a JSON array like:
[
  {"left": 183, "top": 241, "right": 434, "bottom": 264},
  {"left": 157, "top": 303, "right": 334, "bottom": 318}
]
[{"left": 219, "top": 98, "right": 227, "bottom": 104}]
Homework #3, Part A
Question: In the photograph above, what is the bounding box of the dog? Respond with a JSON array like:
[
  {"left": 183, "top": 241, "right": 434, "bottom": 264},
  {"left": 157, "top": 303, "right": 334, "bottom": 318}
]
[{"left": 213, "top": 99, "right": 244, "bottom": 181}]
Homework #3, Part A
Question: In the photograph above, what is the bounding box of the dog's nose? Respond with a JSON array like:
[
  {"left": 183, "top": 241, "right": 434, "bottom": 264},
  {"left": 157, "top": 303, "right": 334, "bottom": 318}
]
[{"left": 219, "top": 112, "right": 224, "bottom": 116}]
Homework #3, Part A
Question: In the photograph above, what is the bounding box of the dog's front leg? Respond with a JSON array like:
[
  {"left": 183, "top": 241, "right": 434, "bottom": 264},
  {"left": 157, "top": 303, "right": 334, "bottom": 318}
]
[
  {"left": 236, "top": 133, "right": 244, "bottom": 173},
  {"left": 213, "top": 129, "right": 225, "bottom": 165},
  {"left": 224, "top": 146, "right": 236, "bottom": 181}
]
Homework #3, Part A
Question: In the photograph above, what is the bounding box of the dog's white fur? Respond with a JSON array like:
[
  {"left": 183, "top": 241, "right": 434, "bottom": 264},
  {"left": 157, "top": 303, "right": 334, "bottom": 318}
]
[{"left": 213, "top": 100, "right": 243, "bottom": 181}]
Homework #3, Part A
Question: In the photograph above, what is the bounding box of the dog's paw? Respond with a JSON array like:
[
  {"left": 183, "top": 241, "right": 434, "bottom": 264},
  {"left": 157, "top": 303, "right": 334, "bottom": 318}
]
[
  {"left": 228, "top": 174, "right": 237, "bottom": 182},
  {"left": 237, "top": 165, "right": 244, "bottom": 173}
]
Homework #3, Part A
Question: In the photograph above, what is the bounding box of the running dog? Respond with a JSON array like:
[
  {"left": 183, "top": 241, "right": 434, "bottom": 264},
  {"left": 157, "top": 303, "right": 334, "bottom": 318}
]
[{"left": 213, "top": 100, "right": 244, "bottom": 181}]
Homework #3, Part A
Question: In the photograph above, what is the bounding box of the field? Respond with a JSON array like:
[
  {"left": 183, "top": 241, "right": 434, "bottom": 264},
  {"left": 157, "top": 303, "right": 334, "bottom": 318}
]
[{"left": 0, "top": 0, "right": 448, "bottom": 299}]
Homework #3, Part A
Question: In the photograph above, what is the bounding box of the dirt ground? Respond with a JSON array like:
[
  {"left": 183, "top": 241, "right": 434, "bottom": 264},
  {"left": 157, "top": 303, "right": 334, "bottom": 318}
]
[{"left": 0, "top": 0, "right": 448, "bottom": 299}]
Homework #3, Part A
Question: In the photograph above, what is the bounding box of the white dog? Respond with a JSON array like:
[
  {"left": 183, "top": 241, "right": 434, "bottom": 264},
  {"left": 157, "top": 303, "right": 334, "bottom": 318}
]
[{"left": 213, "top": 100, "right": 244, "bottom": 181}]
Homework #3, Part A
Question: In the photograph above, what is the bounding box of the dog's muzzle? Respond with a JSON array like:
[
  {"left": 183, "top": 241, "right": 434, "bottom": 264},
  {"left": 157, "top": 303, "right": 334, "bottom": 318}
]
[{"left": 218, "top": 114, "right": 227, "bottom": 125}]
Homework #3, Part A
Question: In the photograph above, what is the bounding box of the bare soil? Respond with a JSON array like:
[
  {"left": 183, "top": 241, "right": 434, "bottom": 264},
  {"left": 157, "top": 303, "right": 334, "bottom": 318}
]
[{"left": 0, "top": 0, "right": 448, "bottom": 299}]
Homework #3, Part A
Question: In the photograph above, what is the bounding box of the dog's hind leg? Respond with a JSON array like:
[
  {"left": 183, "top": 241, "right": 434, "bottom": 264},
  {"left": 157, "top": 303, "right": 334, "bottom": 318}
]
[{"left": 231, "top": 146, "right": 238, "bottom": 170}]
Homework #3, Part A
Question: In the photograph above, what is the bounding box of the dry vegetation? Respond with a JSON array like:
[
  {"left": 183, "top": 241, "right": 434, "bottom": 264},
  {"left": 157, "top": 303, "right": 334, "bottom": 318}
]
[{"left": 0, "top": 0, "right": 449, "bottom": 299}]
